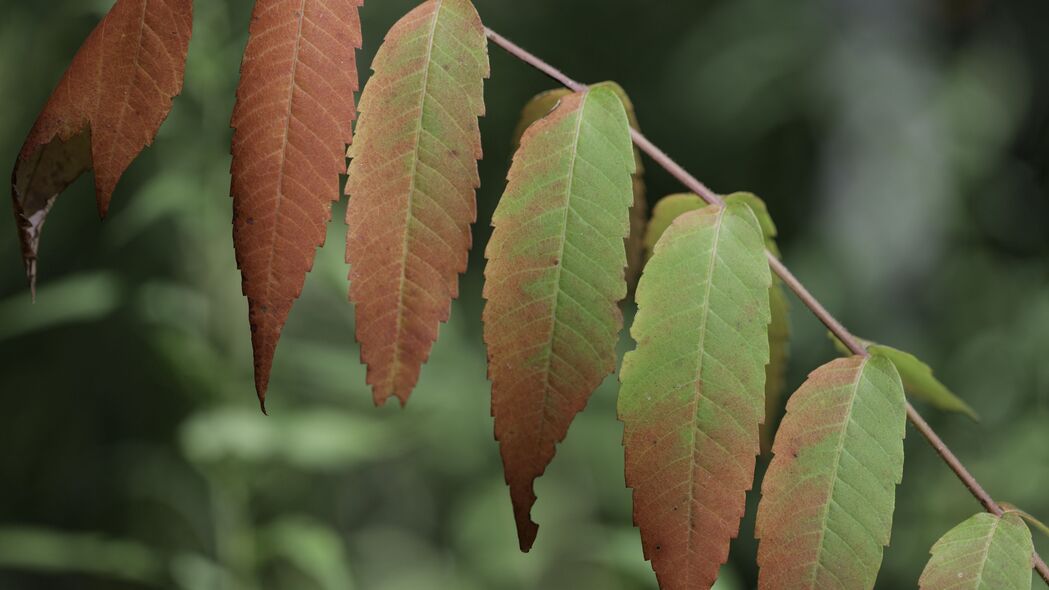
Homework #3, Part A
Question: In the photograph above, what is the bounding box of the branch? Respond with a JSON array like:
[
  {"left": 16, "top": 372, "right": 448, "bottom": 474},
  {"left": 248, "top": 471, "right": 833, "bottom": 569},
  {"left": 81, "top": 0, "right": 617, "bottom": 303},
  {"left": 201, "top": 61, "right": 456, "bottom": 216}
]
[{"left": 483, "top": 26, "right": 1049, "bottom": 586}]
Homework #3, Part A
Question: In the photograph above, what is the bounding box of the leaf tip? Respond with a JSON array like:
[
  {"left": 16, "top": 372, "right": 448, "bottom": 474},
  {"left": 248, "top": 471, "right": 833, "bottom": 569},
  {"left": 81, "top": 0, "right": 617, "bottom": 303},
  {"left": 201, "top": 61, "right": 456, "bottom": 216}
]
[{"left": 507, "top": 480, "right": 540, "bottom": 552}]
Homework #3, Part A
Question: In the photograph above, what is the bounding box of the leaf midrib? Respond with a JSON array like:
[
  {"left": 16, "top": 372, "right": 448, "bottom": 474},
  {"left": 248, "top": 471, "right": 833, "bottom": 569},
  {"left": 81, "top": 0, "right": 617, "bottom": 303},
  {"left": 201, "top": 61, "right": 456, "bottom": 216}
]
[
  {"left": 388, "top": 0, "right": 445, "bottom": 391},
  {"left": 535, "top": 91, "right": 589, "bottom": 447},
  {"left": 683, "top": 204, "right": 727, "bottom": 584},
  {"left": 809, "top": 356, "right": 870, "bottom": 588},
  {"left": 265, "top": 0, "right": 308, "bottom": 301},
  {"left": 971, "top": 516, "right": 1002, "bottom": 588}
]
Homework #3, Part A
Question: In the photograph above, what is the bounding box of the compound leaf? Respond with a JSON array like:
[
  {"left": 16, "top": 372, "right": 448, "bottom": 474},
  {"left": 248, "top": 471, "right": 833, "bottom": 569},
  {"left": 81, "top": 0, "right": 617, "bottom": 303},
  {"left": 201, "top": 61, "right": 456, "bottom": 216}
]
[
  {"left": 230, "top": 0, "right": 363, "bottom": 409},
  {"left": 756, "top": 354, "right": 907, "bottom": 590},
  {"left": 513, "top": 84, "right": 648, "bottom": 293},
  {"left": 919, "top": 512, "right": 1033, "bottom": 590},
  {"left": 619, "top": 200, "right": 772, "bottom": 589},
  {"left": 644, "top": 192, "right": 790, "bottom": 453},
  {"left": 346, "top": 0, "right": 489, "bottom": 406},
  {"left": 484, "top": 83, "right": 635, "bottom": 552},
  {"left": 12, "top": 0, "right": 194, "bottom": 294}
]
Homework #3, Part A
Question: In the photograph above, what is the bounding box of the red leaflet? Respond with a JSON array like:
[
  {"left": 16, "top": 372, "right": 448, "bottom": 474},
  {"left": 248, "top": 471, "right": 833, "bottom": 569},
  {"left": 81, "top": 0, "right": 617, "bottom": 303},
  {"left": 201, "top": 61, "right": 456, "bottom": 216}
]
[
  {"left": 345, "top": 0, "right": 489, "bottom": 406},
  {"left": 11, "top": 0, "right": 194, "bottom": 295},
  {"left": 230, "top": 0, "right": 363, "bottom": 409}
]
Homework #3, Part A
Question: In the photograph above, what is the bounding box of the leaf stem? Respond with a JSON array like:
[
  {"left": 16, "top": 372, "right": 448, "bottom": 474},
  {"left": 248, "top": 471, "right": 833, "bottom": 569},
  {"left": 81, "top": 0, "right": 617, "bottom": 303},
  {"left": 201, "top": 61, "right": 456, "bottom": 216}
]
[{"left": 484, "top": 26, "right": 1049, "bottom": 586}]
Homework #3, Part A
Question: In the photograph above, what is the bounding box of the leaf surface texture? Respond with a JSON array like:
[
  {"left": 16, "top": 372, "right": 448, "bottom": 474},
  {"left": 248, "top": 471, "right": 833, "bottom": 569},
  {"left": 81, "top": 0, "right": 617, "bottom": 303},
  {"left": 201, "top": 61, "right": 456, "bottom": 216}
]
[
  {"left": 644, "top": 193, "right": 790, "bottom": 453},
  {"left": 756, "top": 354, "right": 907, "bottom": 590},
  {"left": 230, "top": 0, "right": 363, "bottom": 407},
  {"left": 513, "top": 84, "right": 648, "bottom": 293},
  {"left": 919, "top": 512, "right": 1033, "bottom": 590},
  {"left": 484, "top": 83, "right": 635, "bottom": 551},
  {"left": 346, "top": 0, "right": 489, "bottom": 406},
  {"left": 619, "top": 201, "right": 772, "bottom": 589},
  {"left": 11, "top": 0, "right": 194, "bottom": 293}
]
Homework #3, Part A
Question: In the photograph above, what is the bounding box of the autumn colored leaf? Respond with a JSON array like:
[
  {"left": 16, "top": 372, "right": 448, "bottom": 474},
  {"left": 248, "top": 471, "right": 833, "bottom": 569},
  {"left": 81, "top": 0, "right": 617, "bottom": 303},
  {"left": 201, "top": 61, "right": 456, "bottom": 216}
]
[
  {"left": 512, "top": 84, "right": 648, "bottom": 294},
  {"left": 484, "top": 83, "right": 635, "bottom": 551},
  {"left": 345, "top": 0, "right": 489, "bottom": 406},
  {"left": 230, "top": 0, "right": 363, "bottom": 409},
  {"left": 11, "top": 0, "right": 194, "bottom": 295},
  {"left": 830, "top": 334, "right": 979, "bottom": 421},
  {"left": 755, "top": 354, "right": 907, "bottom": 590},
  {"left": 619, "top": 200, "right": 772, "bottom": 590},
  {"left": 919, "top": 512, "right": 1033, "bottom": 590},
  {"left": 643, "top": 192, "right": 791, "bottom": 453}
]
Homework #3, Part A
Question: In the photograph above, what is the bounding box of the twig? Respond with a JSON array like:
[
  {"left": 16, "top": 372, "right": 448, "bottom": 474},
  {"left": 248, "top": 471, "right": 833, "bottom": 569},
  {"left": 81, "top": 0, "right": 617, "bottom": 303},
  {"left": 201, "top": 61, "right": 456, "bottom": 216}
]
[{"left": 483, "top": 26, "right": 1049, "bottom": 585}]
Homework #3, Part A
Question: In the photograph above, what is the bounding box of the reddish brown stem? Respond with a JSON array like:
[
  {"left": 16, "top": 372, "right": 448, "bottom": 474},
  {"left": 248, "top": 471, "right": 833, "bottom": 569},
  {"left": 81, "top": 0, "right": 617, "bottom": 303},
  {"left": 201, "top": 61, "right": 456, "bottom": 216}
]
[{"left": 484, "top": 26, "right": 1049, "bottom": 585}]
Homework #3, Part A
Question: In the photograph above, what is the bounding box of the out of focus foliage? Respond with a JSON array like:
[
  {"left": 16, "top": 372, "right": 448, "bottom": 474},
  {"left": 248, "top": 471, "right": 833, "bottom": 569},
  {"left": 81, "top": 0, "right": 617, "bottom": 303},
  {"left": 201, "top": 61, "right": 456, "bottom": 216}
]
[{"left": 1, "top": 0, "right": 1047, "bottom": 588}]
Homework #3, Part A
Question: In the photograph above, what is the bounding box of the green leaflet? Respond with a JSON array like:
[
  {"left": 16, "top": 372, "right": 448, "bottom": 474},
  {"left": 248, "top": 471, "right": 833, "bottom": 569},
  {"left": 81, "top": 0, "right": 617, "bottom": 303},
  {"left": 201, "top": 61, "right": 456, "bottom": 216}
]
[
  {"left": 619, "top": 201, "right": 771, "bottom": 589},
  {"left": 512, "top": 84, "right": 648, "bottom": 293},
  {"left": 830, "top": 334, "right": 979, "bottom": 421},
  {"left": 484, "top": 82, "right": 635, "bottom": 552},
  {"left": 644, "top": 192, "right": 791, "bottom": 453},
  {"left": 755, "top": 353, "right": 907, "bottom": 590},
  {"left": 919, "top": 512, "right": 1034, "bottom": 590}
]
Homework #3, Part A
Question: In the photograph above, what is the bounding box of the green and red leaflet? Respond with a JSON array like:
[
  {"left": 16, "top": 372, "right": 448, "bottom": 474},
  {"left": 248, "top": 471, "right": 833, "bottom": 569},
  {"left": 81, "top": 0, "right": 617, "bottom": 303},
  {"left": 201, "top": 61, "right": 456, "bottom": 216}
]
[
  {"left": 619, "top": 200, "right": 772, "bottom": 589},
  {"left": 643, "top": 192, "right": 791, "bottom": 453},
  {"left": 11, "top": 0, "right": 194, "bottom": 295},
  {"left": 756, "top": 354, "right": 907, "bottom": 589},
  {"left": 346, "top": 0, "right": 489, "bottom": 406},
  {"left": 229, "top": 0, "right": 363, "bottom": 409},
  {"left": 919, "top": 512, "right": 1034, "bottom": 590},
  {"left": 512, "top": 84, "right": 648, "bottom": 294},
  {"left": 484, "top": 82, "right": 635, "bottom": 551}
]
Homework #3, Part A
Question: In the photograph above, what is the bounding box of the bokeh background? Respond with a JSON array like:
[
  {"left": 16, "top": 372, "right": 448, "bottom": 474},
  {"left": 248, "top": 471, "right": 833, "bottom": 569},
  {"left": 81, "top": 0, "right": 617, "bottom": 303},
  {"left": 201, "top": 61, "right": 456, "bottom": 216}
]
[{"left": 1, "top": 0, "right": 1048, "bottom": 588}]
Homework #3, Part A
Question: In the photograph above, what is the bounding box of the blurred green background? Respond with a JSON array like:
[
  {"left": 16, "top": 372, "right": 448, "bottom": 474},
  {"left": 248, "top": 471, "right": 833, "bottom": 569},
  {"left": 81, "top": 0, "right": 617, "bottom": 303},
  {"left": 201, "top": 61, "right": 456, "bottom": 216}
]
[{"left": 1, "top": 0, "right": 1048, "bottom": 588}]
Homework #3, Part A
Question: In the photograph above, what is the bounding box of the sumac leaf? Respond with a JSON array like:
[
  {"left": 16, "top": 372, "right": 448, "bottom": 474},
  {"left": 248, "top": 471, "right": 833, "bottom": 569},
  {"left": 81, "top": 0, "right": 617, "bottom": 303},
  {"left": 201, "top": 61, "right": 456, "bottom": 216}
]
[
  {"left": 619, "top": 200, "right": 772, "bottom": 589},
  {"left": 11, "top": 0, "right": 194, "bottom": 294},
  {"left": 643, "top": 192, "right": 791, "bottom": 453},
  {"left": 345, "top": 0, "right": 489, "bottom": 406},
  {"left": 484, "top": 82, "right": 635, "bottom": 551},
  {"left": 755, "top": 354, "right": 906, "bottom": 590},
  {"left": 230, "top": 0, "right": 363, "bottom": 408},
  {"left": 512, "top": 84, "right": 648, "bottom": 294},
  {"left": 919, "top": 512, "right": 1033, "bottom": 590}
]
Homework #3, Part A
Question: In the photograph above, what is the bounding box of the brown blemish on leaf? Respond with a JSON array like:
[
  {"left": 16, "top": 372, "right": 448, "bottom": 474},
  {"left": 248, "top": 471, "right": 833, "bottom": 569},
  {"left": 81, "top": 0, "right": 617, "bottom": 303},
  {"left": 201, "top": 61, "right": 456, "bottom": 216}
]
[{"left": 11, "top": 0, "right": 193, "bottom": 296}]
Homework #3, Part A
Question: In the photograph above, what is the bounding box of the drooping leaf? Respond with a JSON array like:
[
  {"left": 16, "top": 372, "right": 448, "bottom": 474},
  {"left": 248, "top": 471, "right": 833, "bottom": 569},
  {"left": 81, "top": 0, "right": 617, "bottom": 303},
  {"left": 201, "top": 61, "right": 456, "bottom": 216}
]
[
  {"left": 484, "top": 83, "right": 635, "bottom": 551},
  {"left": 643, "top": 192, "right": 790, "bottom": 453},
  {"left": 830, "top": 334, "right": 979, "bottom": 421},
  {"left": 755, "top": 354, "right": 907, "bottom": 590},
  {"left": 11, "top": 0, "right": 194, "bottom": 294},
  {"left": 512, "top": 84, "right": 648, "bottom": 293},
  {"left": 230, "top": 0, "right": 363, "bottom": 408},
  {"left": 618, "top": 201, "right": 772, "bottom": 589},
  {"left": 919, "top": 512, "right": 1033, "bottom": 590},
  {"left": 346, "top": 0, "right": 489, "bottom": 406}
]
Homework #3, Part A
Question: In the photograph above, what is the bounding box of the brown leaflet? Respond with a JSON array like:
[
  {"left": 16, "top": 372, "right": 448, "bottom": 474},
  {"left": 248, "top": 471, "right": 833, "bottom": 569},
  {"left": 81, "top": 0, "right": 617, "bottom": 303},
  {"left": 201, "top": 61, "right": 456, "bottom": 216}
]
[
  {"left": 345, "top": 0, "right": 489, "bottom": 406},
  {"left": 230, "top": 0, "right": 363, "bottom": 409},
  {"left": 11, "top": 0, "right": 194, "bottom": 295}
]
